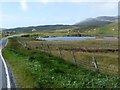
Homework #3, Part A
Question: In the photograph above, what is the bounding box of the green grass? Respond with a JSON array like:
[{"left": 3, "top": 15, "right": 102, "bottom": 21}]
[
  {"left": 84, "top": 24, "right": 118, "bottom": 36},
  {"left": 15, "top": 36, "right": 118, "bottom": 75},
  {"left": 24, "top": 22, "right": 118, "bottom": 38},
  {"left": 2, "top": 38, "right": 119, "bottom": 88},
  {"left": 17, "top": 36, "right": 118, "bottom": 50}
]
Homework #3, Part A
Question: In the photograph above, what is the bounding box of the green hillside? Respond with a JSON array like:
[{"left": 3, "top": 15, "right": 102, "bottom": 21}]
[
  {"left": 3, "top": 22, "right": 118, "bottom": 37},
  {"left": 71, "top": 22, "right": 118, "bottom": 36}
]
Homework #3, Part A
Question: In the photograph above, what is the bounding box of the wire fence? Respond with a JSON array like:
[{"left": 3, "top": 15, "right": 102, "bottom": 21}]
[{"left": 17, "top": 40, "right": 118, "bottom": 76}]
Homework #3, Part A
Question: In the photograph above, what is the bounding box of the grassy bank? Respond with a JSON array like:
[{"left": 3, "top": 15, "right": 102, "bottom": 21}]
[
  {"left": 2, "top": 38, "right": 119, "bottom": 88},
  {"left": 17, "top": 36, "right": 118, "bottom": 75}
]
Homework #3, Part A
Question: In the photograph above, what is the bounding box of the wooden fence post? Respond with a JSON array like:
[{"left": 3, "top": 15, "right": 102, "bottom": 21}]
[
  {"left": 29, "top": 44, "right": 33, "bottom": 50},
  {"left": 71, "top": 50, "right": 77, "bottom": 66},
  {"left": 28, "top": 45, "right": 31, "bottom": 50},
  {"left": 92, "top": 56, "right": 99, "bottom": 73},
  {"left": 41, "top": 44, "right": 44, "bottom": 52},
  {"left": 25, "top": 42, "right": 27, "bottom": 48},
  {"left": 40, "top": 44, "right": 42, "bottom": 51},
  {"left": 47, "top": 44, "right": 51, "bottom": 54},
  {"left": 58, "top": 47, "right": 62, "bottom": 58}
]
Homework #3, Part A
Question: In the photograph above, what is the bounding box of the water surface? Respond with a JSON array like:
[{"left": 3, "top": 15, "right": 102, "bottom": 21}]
[{"left": 36, "top": 36, "right": 96, "bottom": 41}]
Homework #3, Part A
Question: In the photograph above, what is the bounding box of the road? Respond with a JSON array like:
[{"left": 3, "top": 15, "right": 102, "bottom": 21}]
[
  {"left": 0, "top": 34, "right": 26, "bottom": 89},
  {"left": 0, "top": 38, "right": 10, "bottom": 89},
  {"left": 0, "top": 35, "right": 25, "bottom": 89}
]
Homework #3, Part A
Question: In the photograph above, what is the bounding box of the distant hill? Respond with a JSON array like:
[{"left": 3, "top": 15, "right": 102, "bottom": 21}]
[
  {"left": 4, "top": 25, "right": 73, "bottom": 32},
  {"left": 75, "top": 16, "right": 118, "bottom": 26},
  {"left": 73, "top": 21, "right": 118, "bottom": 36},
  {"left": 0, "top": 28, "right": 6, "bottom": 31},
  {"left": 3, "top": 16, "right": 118, "bottom": 33}
]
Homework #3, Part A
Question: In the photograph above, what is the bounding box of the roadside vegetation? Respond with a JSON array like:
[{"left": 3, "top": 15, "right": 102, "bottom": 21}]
[
  {"left": 16, "top": 36, "right": 118, "bottom": 75},
  {"left": 2, "top": 38, "right": 119, "bottom": 88}
]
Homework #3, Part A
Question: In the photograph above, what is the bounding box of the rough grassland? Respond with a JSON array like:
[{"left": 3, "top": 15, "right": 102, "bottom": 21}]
[
  {"left": 18, "top": 37, "right": 118, "bottom": 75},
  {"left": 2, "top": 38, "right": 119, "bottom": 88}
]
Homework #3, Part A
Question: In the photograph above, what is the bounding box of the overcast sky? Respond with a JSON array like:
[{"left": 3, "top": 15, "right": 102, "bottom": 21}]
[{"left": 0, "top": 0, "right": 118, "bottom": 28}]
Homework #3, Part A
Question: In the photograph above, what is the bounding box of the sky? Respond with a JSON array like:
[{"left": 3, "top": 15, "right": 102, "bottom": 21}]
[{"left": 0, "top": 0, "right": 118, "bottom": 28}]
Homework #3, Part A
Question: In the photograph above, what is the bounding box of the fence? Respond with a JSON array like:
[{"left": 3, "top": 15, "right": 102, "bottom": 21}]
[{"left": 17, "top": 40, "right": 118, "bottom": 76}]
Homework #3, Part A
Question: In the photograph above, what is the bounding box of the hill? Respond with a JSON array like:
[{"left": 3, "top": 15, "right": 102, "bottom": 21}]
[
  {"left": 0, "top": 28, "right": 6, "bottom": 31},
  {"left": 72, "top": 22, "right": 118, "bottom": 36},
  {"left": 75, "top": 16, "right": 117, "bottom": 26},
  {"left": 3, "top": 16, "right": 118, "bottom": 36},
  {"left": 4, "top": 25, "right": 73, "bottom": 32}
]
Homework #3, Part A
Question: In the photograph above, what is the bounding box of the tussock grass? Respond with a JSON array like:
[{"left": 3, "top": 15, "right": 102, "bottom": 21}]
[
  {"left": 17, "top": 37, "right": 118, "bottom": 75},
  {"left": 2, "top": 38, "right": 119, "bottom": 88}
]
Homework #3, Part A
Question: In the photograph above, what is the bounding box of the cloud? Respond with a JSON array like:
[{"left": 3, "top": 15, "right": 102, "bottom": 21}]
[
  {"left": 90, "top": 2, "right": 118, "bottom": 15},
  {"left": 32, "top": 0, "right": 119, "bottom": 5},
  {"left": 20, "top": 0, "right": 28, "bottom": 11},
  {"left": 1, "top": 14, "right": 40, "bottom": 28},
  {"left": 38, "top": 0, "right": 119, "bottom": 3},
  {"left": 0, "top": 0, "right": 119, "bottom": 2}
]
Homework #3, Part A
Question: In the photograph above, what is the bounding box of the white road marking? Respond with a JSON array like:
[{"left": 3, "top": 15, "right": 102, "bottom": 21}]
[
  {"left": 0, "top": 34, "right": 26, "bottom": 89},
  {"left": 0, "top": 38, "right": 11, "bottom": 88}
]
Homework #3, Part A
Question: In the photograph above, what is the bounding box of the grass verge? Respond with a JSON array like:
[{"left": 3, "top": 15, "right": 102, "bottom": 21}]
[{"left": 2, "top": 38, "right": 119, "bottom": 88}]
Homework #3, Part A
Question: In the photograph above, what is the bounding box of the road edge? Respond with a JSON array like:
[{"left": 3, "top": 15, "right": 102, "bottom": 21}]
[{"left": 0, "top": 43, "right": 11, "bottom": 89}]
